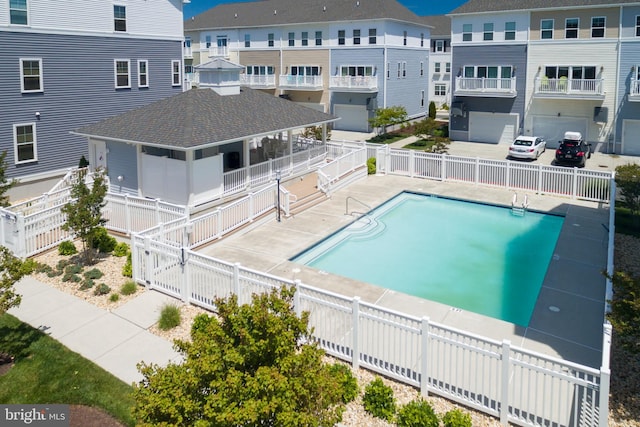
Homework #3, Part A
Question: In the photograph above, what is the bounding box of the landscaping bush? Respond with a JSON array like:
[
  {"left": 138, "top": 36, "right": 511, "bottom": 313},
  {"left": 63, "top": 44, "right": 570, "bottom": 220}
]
[
  {"left": 83, "top": 268, "right": 104, "bottom": 280},
  {"left": 56, "top": 259, "right": 73, "bottom": 271},
  {"left": 120, "top": 281, "right": 138, "bottom": 296},
  {"left": 122, "top": 252, "right": 132, "bottom": 278},
  {"left": 62, "top": 272, "right": 82, "bottom": 283},
  {"left": 367, "top": 157, "right": 376, "bottom": 175},
  {"left": 78, "top": 155, "right": 90, "bottom": 168},
  {"left": 113, "top": 242, "right": 129, "bottom": 257},
  {"left": 362, "top": 377, "right": 396, "bottom": 422},
  {"left": 328, "top": 363, "right": 359, "bottom": 404},
  {"left": 64, "top": 264, "right": 83, "bottom": 275},
  {"left": 93, "top": 283, "right": 111, "bottom": 296},
  {"left": 79, "top": 279, "right": 95, "bottom": 291},
  {"left": 396, "top": 399, "right": 439, "bottom": 427},
  {"left": 428, "top": 101, "right": 437, "bottom": 119},
  {"left": 91, "top": 227, "right": 117, "bottom": 254},
  {"left": 442, "top": 408, "right": 473, "bottom": 427},
  {"left": 109, "top": 293, "right": 120, "bottom": 303},
  {"left": 158, "top": 304, "right": 181, "bottom": 330},
  {"left": 20, "top": 258, "right": 39, "bottom": 276},
  {"left": 58, "top": 240, "right": 77, "bottom": 256}
]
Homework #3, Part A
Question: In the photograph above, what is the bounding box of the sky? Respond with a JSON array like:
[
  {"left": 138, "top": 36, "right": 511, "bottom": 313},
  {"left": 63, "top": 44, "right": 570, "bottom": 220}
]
[{"left": 183, "top": 0, "right": 468, "bottom": 19}]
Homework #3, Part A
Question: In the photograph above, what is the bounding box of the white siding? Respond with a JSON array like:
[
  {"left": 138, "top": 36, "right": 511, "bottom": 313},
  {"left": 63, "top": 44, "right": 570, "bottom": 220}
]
[{"left": 451, "top": 12, "right": 529, "bottom": 45}]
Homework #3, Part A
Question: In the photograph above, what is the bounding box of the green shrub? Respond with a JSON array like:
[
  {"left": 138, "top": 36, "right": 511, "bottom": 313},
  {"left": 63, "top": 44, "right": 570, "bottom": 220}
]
[
  {"left": 428, "top": 101, "right": 437, "bottom": 119},
  {"left": 20, "top": 258, "right": 39, "bottom": 275},
  {"left": 109, "top": 293, "right": 120, "bottom": 303},
  {"left": 158, "top": 304, "right": 181, "bottom": 331},
  {"left": 397, "top": 399, "right": 439, "bottom": 427},
  {"left": 56, "top": 259, "right": 73, "bottom": 271},
  {"left": 79, "top": 279, "right": 95, "bottom": 290},
  {"left": 64, "top": 264, "right": 83, "bottom": 275},
  {"left": 442, "top": 408, "right": 473, "bottom": 427},
  {"left": 83, "top": 268, "right": 104, "bottom": 280},
  {"left": 78, "top": 155, "right": 89, "bottom": 168},
  {"left": 62, "top": 272, "right": 82, "bottom": 283},
  {"left": 367, "top": 157, "right": 376, "bottom": 175},
  {"left": 122, "top": 252, "right": 132, "bottom": 278},
  {"left": 58, "top": 240, "right": 77, "bottom": 256},
  {"left": 120, "top": 281, "right": 138, "bottom": 296},
  {"left": 36, "top": 263, "right": 53, "bottom": 274},
  {"left": 91, "top": 227, "right": 117, "bottom": 253},
  {"left": 93, "top": 283, "right": 111, "bottom": 296},
  {"left": 362, "top": 377, "right": 396, "bottom": 422},
  {"left": 113, "top": 242, "right": 130, "bottom": 257},
  {"left": 328, "top": 363, "right": 359, "bottom": 404}
]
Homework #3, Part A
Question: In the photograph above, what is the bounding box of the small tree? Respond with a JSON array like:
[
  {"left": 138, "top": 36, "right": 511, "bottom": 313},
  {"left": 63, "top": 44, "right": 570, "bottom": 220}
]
[
  {"left": 368, "top": 106, "right": 408, "bottom": 135},
  {"left": 428, "top": 101, "right": 437, "bottom": 119},
  {"left": 301, "top": 125, "right": 331, "bottom": 141},
  {"left": 0, "top": 247, "right": 27, "bottom": 314},
  {"left": 61, "top": 168, "right": 108, "bottom": 264},
  {"left": 615, "top": 163, "right": 640, "bottom": 218},
  {"left": 133, "top": 287, "right": 347, "bottom": 427},
  {"left": 0, "top": 151, "right": 17, "bottom": 207}
]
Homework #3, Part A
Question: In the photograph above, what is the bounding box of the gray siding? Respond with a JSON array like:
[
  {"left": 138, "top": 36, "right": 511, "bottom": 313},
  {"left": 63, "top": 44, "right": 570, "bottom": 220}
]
[
  {"left": 450, "top": 44, "right": 528, "bottom": 138},
  {"left": 106, "top": 141, "right": 138, "bottom": 194},
  {"left": 0, "top": 31, "right": 182, "bottom": 180},
  {"left": 616, "top": 7, "right": 640, "bottom": 144},
  {"left": 385, "top": 48, "right": 430, "bottom": 118}
]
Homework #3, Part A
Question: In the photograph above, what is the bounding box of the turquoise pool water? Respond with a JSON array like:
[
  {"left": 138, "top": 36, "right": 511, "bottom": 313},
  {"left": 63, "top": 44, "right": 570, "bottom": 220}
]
[{"left": 292, "top": 192, "right": 564, "bottom": 326}]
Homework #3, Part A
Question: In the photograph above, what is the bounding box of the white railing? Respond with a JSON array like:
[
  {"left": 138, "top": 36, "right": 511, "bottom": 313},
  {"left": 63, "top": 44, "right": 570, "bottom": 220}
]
[
  {"left": 534, "top": 78, "right": 604, "bottom": 96},
  {"left": 239, "top": 74, "right": 276, "bottom": 88},
  {"left": 208, "top": 46, "right": 228, "bottom": 58},
  {"left": 279, "top": 75, "right": 323, "bottom": 89},
  {"left": 317, "top": 148, "right": 367, "bottom": 195},
  {"left": 103, "top": 193, "right": 188, "bottom": 235},
  {"left": 329, "top": 75, "right": 378, "bottom": 91},
  {"left": 369, "top": 145, "right": 612, "bottom": 202},
  {"left": 630, "top": 80, "right": 640, "bottom": 98},
  {"left": 455, "top": 77, "right": 516, "bottom": 94}
]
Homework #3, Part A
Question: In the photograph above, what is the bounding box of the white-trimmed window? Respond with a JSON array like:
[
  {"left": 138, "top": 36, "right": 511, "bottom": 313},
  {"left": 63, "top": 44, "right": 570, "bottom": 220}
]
[
  {"left": 434, "top": 62, "right": 441, "bottom": 73},
  {"left": 565, "top": 18, "right": 579, "bottom": 39},
  {"left": 138, "top": 60, "right": 148, "bottom": 88},
  {"left": 434, "top": 84, "right": 447, "bottom": 96},
  {"left": 291, "top": 65, "right": 320, "bottom": 76},
  {"left": 541, "top": 19, "right": 554, "bottom": 39},
  {"left": 463, "top": 24, "right": 472, "bottom": 42},
  {"left": 420, "top": 90, "right": 425, "bottom": 107},
  {"left": 397, "top": 62, "right": 401, "bottom": 78},
  {"left": 244, "top": 34, "right": 250, "bottom": 48},
  {"left": 387, "top": 62, "right": 390, "bottom": 79},
  {"left": 14, "top": 123, "right": 37, "bottom": 164},
  {"left": 268, "top": 33, "right": 274, "bottom": 47},
  {"left": 464, "top": 65, "right": 512, "bottom": 80},
  {"left": 435, "top": 40, "right": 444, "bottom": 52},
  {"left": 505, "top": 22, "right": 516, "bottom": 40},
  {"left": 20, "top": 58, "right": 42, "bottom": 92},
  {"left": 446, "top": 62, "right": 451, "bottom": 73},
  {"left": 114, "top": 5, "right": 126, "bottom": 32},
  {"left": 288, "top": 32, "right": 295, "bottom": 47},
  {"left": 483, "top": 23, "right": 494, "bottom": 41},
  {"left": 420, "top": 61, "right": 424, "bottom": 76},
  {"left": 402, "top": 61, "right": 406, "bottom": 78},
  {"left": 403, "top": 31, "right": 407, "bottom": 46},
  {"left": 636, "top": 16, "right": 640, "bottom": 37},
  {"left": 591, "top": 17, "right": 605, "bottom": 38},
  {"left": 114, "top": 59, "right": 130, "bottom": 88},
  {"left": 420, "top": 33, "right": 424, "bottom": 47},
  {"left": 338, "top": 30, "right": 345, "bottom": 45},
  {"left": 315, "top": 31, "right": 322, "bottom": 46},
  {"left": 246, "top": 65, "right": 275, "bottom": 75},
  {"left": 339, "top": 65, "right": 374, "bottom": 77},
  {"left": 302, "top": 31, "right": 308, "bottom": 46},
  {"left": 10, "top": 0, "right": 28, "bottom": 25},
  {"left": 369, "top": 28, "right": 377, "bottom": 44},
  {"left": 205, "top": 35, "right": 212, "bottom": 48},
  {"left": 171, "top": 60, "right": 181, "bottom": 86},
  {"left": 353, "top": 29, "right": 361, "bottom": 45}
]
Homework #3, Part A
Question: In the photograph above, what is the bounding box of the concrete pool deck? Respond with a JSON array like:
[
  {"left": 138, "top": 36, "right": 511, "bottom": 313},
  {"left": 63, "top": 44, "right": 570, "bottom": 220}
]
[{"left": 198, "top": 174, "right": 610, "bottom": 369}]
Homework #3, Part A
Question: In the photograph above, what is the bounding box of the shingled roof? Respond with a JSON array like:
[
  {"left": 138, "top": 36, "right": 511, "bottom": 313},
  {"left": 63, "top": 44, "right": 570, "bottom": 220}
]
[
  {"left": 73, "top": 88, "right": 338, "bottom": 149},
  {"left": 450, "top": 0, "right": 640, "bottom": 15},
  {"left": 419, "top": 15, "right": 451, "bottom": 37},
  {"left": 185, "top": 0, "right": 429, "bottom": 30}
]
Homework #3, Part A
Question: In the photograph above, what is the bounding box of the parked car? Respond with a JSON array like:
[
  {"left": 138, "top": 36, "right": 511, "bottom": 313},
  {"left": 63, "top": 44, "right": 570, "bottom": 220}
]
[
  {"left": 554, "top": 132, "right": 591, "bottom": 167},
  {"left": 508, "top": 136, "right": 546, "bottom": 160}
]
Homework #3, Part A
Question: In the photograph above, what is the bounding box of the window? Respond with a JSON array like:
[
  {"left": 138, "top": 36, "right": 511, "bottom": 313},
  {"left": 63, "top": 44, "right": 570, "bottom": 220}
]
[
  {"left": 434, "top": 62, "right": 441, "bottom": 73},
  {"left": 369, "top": 28, "right": 377, "bottom": 44},
  {"left": 315, "top": 31, "right": 322, "bottom": 46},
  {"left": 290, "top": 66, "right": 320, "bottom": 76},
  {"left": 268, "top": 33, "right": 274, "bottom": 47},
  {"left": 397, "top": 62, "right": 401, "bottom": 78},
  {"left": 302, "top": 31, "right": 308, "bottom": 46},
  {"left": 171, "top": 60, "right": 181, "bottom": 86},
  {"left": 185, "top": 65, "right": 193, "bottom": 74},
  {"left": 338, "top": 30, "right": 345, "bottom": 45},
  {"left": 339, "top": 65, "right": 374, "bottom": 77},
  {"left": 244, "top": 34, "right": 250, "bottom": 47},
  {"left": 387, "top": 62, "right": 390, "bottom": 79},
  {"left": 446, "top": 62, "right": 451, "bottom": 73},
  {"left": 113, "top": 5, "right": 126, "bottom": 32},
  {"left": 20, "top": 58, "right": 42, "bottom": 92},
  {"left": 420, "top": 90, "right": 425, "bottom": 107},
  {"left": 246, "top": 65, "right": 274, "bottom": 75},
  {"left": 505, "top": 22, "right": 516, "bottom": 40},
  {"left": 138, "top": 60, "right": 148, "bottom": 88},
  {"left": 10, "top": 0, "right": 28, "bottom": 25},
  {"left": 288, "top": 32, "right": 295, "bottom": 47},
  {"left": 403, "top": 31, "right": 407, "bottom": 46},
  {"left": 636, "top": 16, "right": 640, "bottom": 37},
  {"left": 402, "top": 61, "right": 406, "bottom": 78},
  {"left": 114, "top": 59, "right": 130, "bottom": 88},
  {"left": 565, "top": 18, "right": 579, "bottom": 39},
  {"left": 184, "top": 37, "right": 191, "bottom": 50},
  {"left": 205, "top": 35, "right": 212, "bottom": 48},
  {"left": 420, "top": 61, "right": 424, "bottom": 76},
  {"left": 544, "top": 65, "right": 596, "bottom": 80},
  {"left": 464, "top": 65, "right": 512, "bottom": 80},
  {"left": 591, "top": 17, "right": 605, "bottom": 38},
  {"left": 541, "top": 19, "right": 554, "bottom": 39},
  {"left": 353, "top": 29, "right": 360, "bottom": 45},
  {"left": 435, "top": 40, "right": 444, "bottom": 52},
  {"left": 14, "top": 123, "right": 37, "bottom": 163},
  {"left": 420, "top": 33, "right": 424, "bottom": 47},
  {"left": 484, "top": 23, "right": 494, "bottom": 41},
  {"left": 463, "top": 24, "right": 472, "bottom": 41},
  {"left": 435, "top": 84, "right": 446, "bottom": 96}
]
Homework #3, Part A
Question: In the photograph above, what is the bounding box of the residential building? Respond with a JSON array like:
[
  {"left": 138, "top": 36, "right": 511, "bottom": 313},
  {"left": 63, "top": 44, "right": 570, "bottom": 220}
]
[
  {"left": 448, "top": 0, "right": 640, "bottom": 153},
  {"left": 421, "top": 15, "right": 452, "bottom": 109},
  {"left": 0, "top": 0, "right": 186, "bottom": 197},
  {"left": 184, "top": 0, "right": 432, "bottom": 132},
  {"left": 616, "top": 3, "right": 640, "bottom": 155}
]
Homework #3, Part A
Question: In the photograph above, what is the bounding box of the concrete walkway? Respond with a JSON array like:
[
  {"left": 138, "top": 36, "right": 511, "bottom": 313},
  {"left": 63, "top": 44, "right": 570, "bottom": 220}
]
[{"left": 8, "top": 277, "right": 182, "bottom": 385}]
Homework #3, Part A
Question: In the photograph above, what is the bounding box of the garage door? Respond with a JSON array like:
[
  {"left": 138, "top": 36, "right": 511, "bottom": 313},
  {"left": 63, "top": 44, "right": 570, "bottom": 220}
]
[
  {"left": 532, "top": 116, "right": 588, "bottom": 149},
  {"left": 622, "top": 120, "right": 640, "bottom": 156},
  {"left": 334, "top": 104, "right": 369, "bottom": 132},
  {"left": 469, "top": 112, "right": 518, "bottom": 144}
]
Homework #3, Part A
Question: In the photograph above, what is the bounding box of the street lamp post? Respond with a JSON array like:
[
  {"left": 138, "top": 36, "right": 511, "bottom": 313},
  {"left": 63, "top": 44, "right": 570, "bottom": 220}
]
[{"left": 275, "top": 169, "right": 281, "bottom": 222}]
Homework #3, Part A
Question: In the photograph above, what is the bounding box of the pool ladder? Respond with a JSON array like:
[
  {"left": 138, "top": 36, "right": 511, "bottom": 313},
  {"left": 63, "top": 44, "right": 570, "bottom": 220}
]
[
  {"left": 346, "top": 196, "right": 372, "bottom": 217},
  {"left": 511, "top": 193, "right": 529, "bottom": 216}
]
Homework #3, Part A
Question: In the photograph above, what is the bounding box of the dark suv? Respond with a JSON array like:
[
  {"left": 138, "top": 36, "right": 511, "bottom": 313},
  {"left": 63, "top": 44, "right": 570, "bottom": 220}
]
[{"left": 554, "top": 132, "right": 591, "bottom": 167}]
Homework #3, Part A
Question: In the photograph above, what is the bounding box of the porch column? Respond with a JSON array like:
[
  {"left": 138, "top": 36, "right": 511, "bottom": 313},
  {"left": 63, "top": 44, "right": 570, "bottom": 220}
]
[
  {"left": 322, "top": 123, "right": 327, "bottom": 143},
  {"left": 243, "top": 138, "right": 251, "bottom": 186},
  {"left": 287, "top": 130, "right": 293, "bottom": 170},
  {"left": 186, "top": 150, "right": 195, "bottom": 206}
]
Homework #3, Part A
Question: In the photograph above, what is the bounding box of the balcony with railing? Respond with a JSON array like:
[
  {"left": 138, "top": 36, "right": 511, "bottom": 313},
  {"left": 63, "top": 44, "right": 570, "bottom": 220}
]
[
  {"left": 183, "top": 46, "right": 193, "bottom": 59},
  {"left": 208, "top": 46, "right": 229, "bottom": 58},
  {"left": 629, "top": 80, "right": 640, "bottom": 102},
  {"left": 534, "top": 77, "right": 604, "bottom": 100},
  {"left": 240, "top": 74, "right": 276, "bottom": 89},
  {"left": 454, "top": 77, "right": 517, "bottom": 98},
  {"left": 329, "top": 75, "right": 378, "bottom": 92},
  {"left": 278, "top": 75, "right": 323, "bottom": 90}
]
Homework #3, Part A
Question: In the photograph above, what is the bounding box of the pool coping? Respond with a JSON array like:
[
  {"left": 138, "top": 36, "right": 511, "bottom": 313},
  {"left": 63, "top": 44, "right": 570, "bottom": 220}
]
[{"left": 199, "top": 174, "right": 610, "bottom": 368}]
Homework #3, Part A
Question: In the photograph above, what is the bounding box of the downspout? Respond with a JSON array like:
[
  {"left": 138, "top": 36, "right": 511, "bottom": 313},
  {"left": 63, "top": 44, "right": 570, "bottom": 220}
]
[{"left": 612, "top": 5, "right": 623, "bottom": 154}]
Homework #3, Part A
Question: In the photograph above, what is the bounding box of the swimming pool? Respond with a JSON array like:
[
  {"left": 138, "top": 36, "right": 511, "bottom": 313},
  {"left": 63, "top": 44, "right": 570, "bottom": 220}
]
[{"left": 291, "top": 192, "right": 564, "bottom": 326}]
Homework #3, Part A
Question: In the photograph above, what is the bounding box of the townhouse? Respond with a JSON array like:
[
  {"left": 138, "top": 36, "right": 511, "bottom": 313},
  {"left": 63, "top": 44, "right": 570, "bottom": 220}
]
[
  {"left": 1, "top": 0, "right": 186, "bottom": 195},
  {"left": 421, "top": 15, "right": 452, "bottom": 109},
  {"left": 448, "top": 0, "right": 640, "bottom": 155},
  {"left": 184, "top": 0, "right": 432, "bottom": 133}
]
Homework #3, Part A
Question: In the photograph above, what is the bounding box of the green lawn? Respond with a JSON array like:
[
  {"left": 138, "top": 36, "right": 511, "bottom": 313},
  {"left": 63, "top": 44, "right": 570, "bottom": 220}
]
[
  {"left": 366, "top": 132, "right": 411, "bottom": 144},
  {"left": 0, "top": 313, "right": 135, "bottom": 426},
  {"left": 615, "top": 207, "right": 640, "bottom": 238}
]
